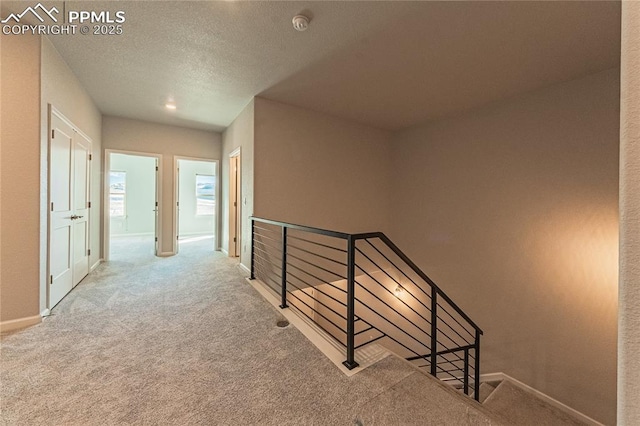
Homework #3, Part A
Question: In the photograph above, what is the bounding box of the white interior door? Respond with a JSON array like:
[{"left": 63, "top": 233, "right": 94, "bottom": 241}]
[
  {"left": 175, "top": 162, "right": 180, "bottom": 254},
  {"left": 72, "top": 132, "right": 91, "bottom": 286},
  {"left": 49, "top": 115, "right": 75, "bottom": 307},
  {"left": 49, "top": 110, "right": 91, "bottom": 308},
  {"left": 234, "top": 156, "right": 240, "bottom": 257},
  {"left": 154, "top": 158, "right": 160, "bottom": 256}
]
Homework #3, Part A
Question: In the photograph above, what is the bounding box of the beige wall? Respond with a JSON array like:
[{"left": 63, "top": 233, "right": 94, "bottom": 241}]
[
  {"left": 0, "top": 33, "right": 42, "bottom": 323},
  {"left": 391, "top": 69, "right": 619, "bottom": 424},
  {"left": 221, "top": 99, "right": 254, "bottom": 269},
  {"left": 102, "top": 116, "right": 221, "bottom": 255},
  {"left": 40, "top": 36, "right": 102, "bottom": 313},
  {"left": 618, "top": 3, "right": 640, "bottom": 423},
  {"left": 253, "top": 98, "right": 392, "bottom": 234}
]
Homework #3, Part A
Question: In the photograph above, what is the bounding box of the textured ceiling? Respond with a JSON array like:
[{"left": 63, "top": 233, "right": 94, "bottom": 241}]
[
  {"left": 44, "top": 1, "right": 417, "bottom": 131},
  {"left": 40, "top": 1, "right": 620, "bottom": 132},
  {"left": 261, "top": 1, "right": 621, "bottom": 130}
]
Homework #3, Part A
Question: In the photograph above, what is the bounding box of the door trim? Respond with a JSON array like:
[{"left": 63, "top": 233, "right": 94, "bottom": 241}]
[
  {"left": 103, "top": 149, "right": 163, "bottom": 261},
  {"left": 229, "top": 148, "right": 241, "bottom": 257},
  {"left": 173, "top": 156, "right": 220, "bottom": 254}
]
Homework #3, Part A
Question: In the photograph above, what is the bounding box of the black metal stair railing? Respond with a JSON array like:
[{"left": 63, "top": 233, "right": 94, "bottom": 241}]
[{"left": 250, "top": 217, "right": 484, "bottom": 400}]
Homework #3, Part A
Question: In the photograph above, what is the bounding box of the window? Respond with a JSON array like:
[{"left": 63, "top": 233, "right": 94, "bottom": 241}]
[
  {"left": 196, "top": 174, "right": 215, "bottom": 216},
  {"left": 109, "top": 171, "right": 126, "bottom": 217}
]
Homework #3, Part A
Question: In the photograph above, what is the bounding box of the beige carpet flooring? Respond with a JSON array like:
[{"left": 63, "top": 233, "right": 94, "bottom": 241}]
[
  {"left": 483, "top": 380, "right": 587, "bottom": 426},
  {"left": 1, "top": 238, "right": 505, "bottom": 425}
]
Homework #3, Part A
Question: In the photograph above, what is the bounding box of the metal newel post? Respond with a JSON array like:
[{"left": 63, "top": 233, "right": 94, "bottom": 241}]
[
  {"left": 463, "top": 348, "right": 470, "bottom": 395},
  {"left": 474, "top": 329, "right": 481, "bottom": 401},
  {"left": 343, "top": 235, "right": 359, "bottom": 370},
  {"left": 430, "top": 291, "right": 438, "bottom": 377},
  {"left": 279, "top": 226, "right": 288, "bottom": 309},
  {"left": 250, "top": 219, "right": 255, "bottom": 280}
]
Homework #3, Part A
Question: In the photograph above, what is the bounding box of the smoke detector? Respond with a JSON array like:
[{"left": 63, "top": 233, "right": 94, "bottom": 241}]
[{"left": 292, "top": 14, "right": 310, "bottom": 31}]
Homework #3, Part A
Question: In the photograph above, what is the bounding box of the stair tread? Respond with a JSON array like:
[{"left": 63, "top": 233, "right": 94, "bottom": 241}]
[
  {"left": 478, "top": 382, "right": 497, "bottom": 404},
  {"left": 483, "top": 380, "right": 588, "bottom": 426}
]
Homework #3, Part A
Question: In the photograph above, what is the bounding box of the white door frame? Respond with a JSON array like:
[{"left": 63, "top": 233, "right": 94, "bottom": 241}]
[
  {"left": 173, "top": 156, "right": 220, "bottom": 254},
  {"left": 47, "top": 106, "right": 93, "bottom": 310},
  {"left": 229, "top": 148, "right": 241, "bottom": 257},
  {"left": 103, "top": 149, "right": 163, "bottom": 261}
]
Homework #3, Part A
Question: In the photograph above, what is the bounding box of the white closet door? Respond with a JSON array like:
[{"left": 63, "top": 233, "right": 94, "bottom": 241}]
[
  {"left": 49, "top": 110, "right": 92, "bottom": 307},
  {"left": 49, "top": 115, "right": 75, "bottom": 307}
]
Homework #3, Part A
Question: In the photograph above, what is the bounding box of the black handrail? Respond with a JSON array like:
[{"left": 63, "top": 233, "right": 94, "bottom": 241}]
[
  {"left": 250, "top": 217, "right": 351, "bottom": 240},
  {"left": 250, "top": 216, "right": 483, "bottom": 400}
]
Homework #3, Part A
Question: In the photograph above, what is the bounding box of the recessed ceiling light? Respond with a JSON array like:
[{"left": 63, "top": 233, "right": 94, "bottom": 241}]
[{"left": 165, "top": 102, "right": 177, "bottom": 110}]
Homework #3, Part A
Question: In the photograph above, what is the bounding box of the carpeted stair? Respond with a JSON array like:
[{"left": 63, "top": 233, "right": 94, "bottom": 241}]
[{"left": 480, "top": 380, "right": 589, "bottom": 425}]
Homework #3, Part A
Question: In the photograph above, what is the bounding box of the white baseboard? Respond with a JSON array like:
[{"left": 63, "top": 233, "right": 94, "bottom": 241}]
[
  {"left": 158, "top": 251, "right": 175, "bottom": 257},
  {"left": 221, "top": 248, "right": 229, "bottom": 256},
  {"left": 239, "top": 263, "right": 251, "bottom": 275},
  {"left": 479, "top": 372, "right": 507, "bottom": 383},
  {"left": 111, "top": 232, "right": 155, "bottom": 237},
  {"left": 178, "top": 232, "right": 214, "bottom": 238},
  {"left": 40, "top": 309, "right": 51, "bottom": 317},
  {"left": 90, "top": 259, "right": 102, "bottom": 272},
  {"left": 0, "top": 314, "right": 41, "bottom": 333},
  {"left": 480, "top": 372, "right": 604, "bottom": 426}
]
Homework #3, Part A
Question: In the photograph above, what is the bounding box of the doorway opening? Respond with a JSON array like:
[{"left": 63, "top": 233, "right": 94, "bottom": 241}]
[
  {"left": 229, "top": 149, "right": 241, "bottom": 258},
  {"left": 175, "top": 158, "right": 218, "bottom": 254},
  {"left": 105, "top": 151, "right": 161, "bottom": 262}
]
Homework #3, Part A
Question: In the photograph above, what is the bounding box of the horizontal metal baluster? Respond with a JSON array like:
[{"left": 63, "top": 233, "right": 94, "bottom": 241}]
[
  {"left": 285, "top": 280, "right": 347, "bottom": 321},
  {"left": 287, "top": 234, "right": 348, "bottom": 253},
  {"left": 284, "top": 287, "right": 347, "bottom": 339},
  {"left": 353, "top": 278, "right": 431, "bottom": 341},
  {"left": 287, "top": 243, "right": 348, "bottom": 267},
  {"left": 286, "top": 263, "right": 347, "bottom": 295},
  {"left": 287, "top": 252, "right": 348, "bottom": 281},
  {"left": 287, "top": 271, "right": 348, "bottom": 309},
  {"left": 355, "top": 248, "right": 435, "bottom": 325}
]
